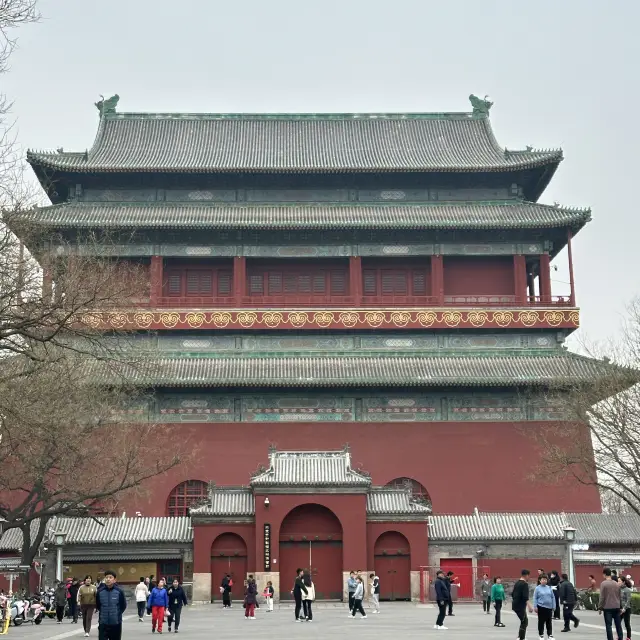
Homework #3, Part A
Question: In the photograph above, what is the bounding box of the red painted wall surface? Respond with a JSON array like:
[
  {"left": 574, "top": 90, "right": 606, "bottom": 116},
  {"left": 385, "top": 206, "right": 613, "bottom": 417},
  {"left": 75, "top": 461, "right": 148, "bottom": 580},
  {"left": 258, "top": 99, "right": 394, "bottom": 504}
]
[
  {"left": 485, "top": 558, "right": 562, "bottom": 581},
  {"left": 443, "top": 257, "right": 514, "bottom": 296},
  {"left": 193, "top": 524, "right": 255, "bottom": 575},
  {"left": 574, "top": 564, "right": 640, "bottom": 589},
  {"left": 123, "top": 421, "right": 601, "bottom": 518},
  {"left": 366, "top": 522, "right": 428, "bottom": 571}
]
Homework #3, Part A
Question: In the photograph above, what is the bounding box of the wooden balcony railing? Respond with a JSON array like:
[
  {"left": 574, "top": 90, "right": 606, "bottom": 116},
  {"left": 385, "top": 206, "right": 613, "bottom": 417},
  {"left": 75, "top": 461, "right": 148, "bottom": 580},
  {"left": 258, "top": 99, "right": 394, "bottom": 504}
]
[{"left": 151, "top": 294, "right": 574, "bottom": 308}]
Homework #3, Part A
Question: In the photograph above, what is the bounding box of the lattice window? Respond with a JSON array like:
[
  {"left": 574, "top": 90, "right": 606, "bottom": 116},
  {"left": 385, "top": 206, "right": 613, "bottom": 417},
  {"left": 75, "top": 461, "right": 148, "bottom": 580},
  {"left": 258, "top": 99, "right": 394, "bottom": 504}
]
[
  {"left": 166, "top": 480, "right": 208, "bottom": 517},
  {"left": 331, "top": 271, "right": 346, "bottom": 294},
  {"left": 386, "top": 477, "right": 431, "bottom": 504},
  {"left": 249, "top": 274, "right": 264, "bottom": 294},
  {"left": 363, "top": 268, "right": 429, "bottom": 296},
  {"left": 217, "top": 271, "right": 232, "bottom": 296}
]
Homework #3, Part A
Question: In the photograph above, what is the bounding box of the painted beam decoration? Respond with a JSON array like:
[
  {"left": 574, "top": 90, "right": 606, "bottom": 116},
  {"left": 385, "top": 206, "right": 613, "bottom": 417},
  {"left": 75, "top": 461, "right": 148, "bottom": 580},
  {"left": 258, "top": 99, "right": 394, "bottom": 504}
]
[{"left": 83, "top": 308, "right": 580, "bottom": 331}]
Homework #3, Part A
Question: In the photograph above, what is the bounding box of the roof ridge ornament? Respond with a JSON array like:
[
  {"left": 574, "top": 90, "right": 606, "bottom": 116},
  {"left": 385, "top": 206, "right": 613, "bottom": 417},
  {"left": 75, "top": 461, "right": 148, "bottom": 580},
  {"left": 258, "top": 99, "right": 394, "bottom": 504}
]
[
  {"left": 469, "top": 94, "right": 493, "bottom": 118},
  {"left": 95, "top": 94, "right": 120, "bottom": 117}
]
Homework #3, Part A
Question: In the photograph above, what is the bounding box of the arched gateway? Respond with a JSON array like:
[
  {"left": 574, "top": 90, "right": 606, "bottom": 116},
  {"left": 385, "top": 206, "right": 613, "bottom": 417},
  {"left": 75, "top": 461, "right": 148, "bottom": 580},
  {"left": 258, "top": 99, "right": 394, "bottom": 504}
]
[
  {"left": 189, "top": 447, "right": 430, "bottom": 603},
  {"left": 279, "top": 504, "right": 343, "bottom": 600}
]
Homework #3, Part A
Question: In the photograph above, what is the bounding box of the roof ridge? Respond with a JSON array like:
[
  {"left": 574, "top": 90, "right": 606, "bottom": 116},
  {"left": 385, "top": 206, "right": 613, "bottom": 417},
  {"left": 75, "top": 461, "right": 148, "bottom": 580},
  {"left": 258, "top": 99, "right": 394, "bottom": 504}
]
[{"left": 105, "top": 111, "right": 478, "bottom": 121}]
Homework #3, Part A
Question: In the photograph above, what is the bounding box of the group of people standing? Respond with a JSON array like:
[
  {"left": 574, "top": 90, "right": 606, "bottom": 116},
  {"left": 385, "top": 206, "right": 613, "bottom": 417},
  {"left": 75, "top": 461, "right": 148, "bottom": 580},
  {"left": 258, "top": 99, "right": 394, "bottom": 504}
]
[
  {"left": 134, "top": 576, "right": 188, "bottom": 634},
  {"left": 346, "top": 570, "right": 382, "bottom": 618}
]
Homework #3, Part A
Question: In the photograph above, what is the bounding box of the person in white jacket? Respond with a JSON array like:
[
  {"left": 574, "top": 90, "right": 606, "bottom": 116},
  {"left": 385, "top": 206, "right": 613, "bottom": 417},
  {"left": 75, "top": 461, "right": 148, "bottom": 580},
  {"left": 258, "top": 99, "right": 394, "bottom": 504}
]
[
  {"left": 134, "top": 577, "right": 149, "bottom": 621},
  {"left": 301, "top": 573, "right": 315, "bottom": 621},
  {"left": 351, "top": 576, "right": 367, "bottom": 618},
  {"left": 369, "top": 573, "right": 380, "bottom": 613}
]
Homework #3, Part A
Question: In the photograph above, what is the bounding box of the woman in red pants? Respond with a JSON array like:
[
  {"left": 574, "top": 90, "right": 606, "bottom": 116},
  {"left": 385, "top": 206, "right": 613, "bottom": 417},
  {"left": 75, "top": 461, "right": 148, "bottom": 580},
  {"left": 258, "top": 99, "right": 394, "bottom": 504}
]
[{"left": 148, "top": 579, "right": 169, "bottom": 633}]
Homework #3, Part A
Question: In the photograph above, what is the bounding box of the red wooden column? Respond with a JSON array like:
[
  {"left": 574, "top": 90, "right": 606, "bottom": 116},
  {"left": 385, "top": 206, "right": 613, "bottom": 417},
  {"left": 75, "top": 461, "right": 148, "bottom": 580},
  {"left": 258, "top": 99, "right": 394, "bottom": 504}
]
[
  {"left": 430, "top": 255, "right": 444, "bottom": 305},
  {"left": 539, "top": 253, "right": 552, "bottom": 303},
  {"left": 233, "top": 256, "right": 247, "bottom": 305},
  {"left": 349, "top": 256, "right": 362, "bottom": 306},
  {"left": 567, "top": 230, "right": 576, "bottom": 306},
  {"left": 150, "top": 255, "right": 163, "bottom": 306},
  {"left": 513, "top": 255, "right": 527, "bottom": 304}
]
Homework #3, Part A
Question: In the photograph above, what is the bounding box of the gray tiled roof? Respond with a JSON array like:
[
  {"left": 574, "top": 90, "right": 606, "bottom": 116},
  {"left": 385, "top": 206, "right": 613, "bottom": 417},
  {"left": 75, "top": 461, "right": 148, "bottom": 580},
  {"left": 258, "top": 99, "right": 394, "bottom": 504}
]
[
  {"left": 0, "top": 520, "right": 48, "bottom": 551},
  {"left": 189, "top": 488, "right": 255, "bottom": 517},
  {"left": 0, "top": 557, "right": 21, "bottom": 570},
  {"left": 54, "top": 517, "right": 192, "bottom": 544},
  {"left": 569, "top": 513, "right": 640, "bottom": 544},
  {"left": 574, "top": 552, "right": 640, "bottom": 564},
  {"left": 428, "top": 513, "right": 568, "bottom": 541},
  {"left": 94, "top": 352, "right": 609, "bottom": 388},
  {"left": 367, "top": 488, "right": 432, "bottom": 516},
  {"left": 26, "top": 112, "right": 562, "bottom": 174},
  {"left": 251, "top": 449, "right": 371, "bottom": 487},
  {"left": 14, "top": 201, "right": 591, "bottom": 231}
]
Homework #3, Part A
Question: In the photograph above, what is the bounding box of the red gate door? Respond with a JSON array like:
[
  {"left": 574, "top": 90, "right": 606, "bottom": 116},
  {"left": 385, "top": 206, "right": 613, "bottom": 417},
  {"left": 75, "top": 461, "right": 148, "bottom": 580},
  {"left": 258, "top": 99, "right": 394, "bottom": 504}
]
[
  {"left": 278, "top": 541, "right": 311, "bottom": 601},
  {"left": 440, "top": 558, "right": 473, "bottom": 599},
  {"left": 211, "top": 556, "right": 247, "bottom": 601},
  {"left": 310, "top": 541, "right": 343, "bottom": 600},
  {"left": 375, "top": 554, "right": 411, "bottom": 601}
]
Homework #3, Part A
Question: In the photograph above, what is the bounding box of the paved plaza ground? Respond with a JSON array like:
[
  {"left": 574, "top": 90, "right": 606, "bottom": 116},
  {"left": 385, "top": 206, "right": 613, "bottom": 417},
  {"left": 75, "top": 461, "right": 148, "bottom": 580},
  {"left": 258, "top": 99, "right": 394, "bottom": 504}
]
[{"left": 6, "top": 603, "right": 629, "bottom": 640}]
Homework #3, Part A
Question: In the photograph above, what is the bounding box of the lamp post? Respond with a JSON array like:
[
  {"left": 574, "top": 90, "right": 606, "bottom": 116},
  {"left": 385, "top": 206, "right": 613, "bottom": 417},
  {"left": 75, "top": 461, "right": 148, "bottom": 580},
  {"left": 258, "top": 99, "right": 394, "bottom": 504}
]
[
  {"left": 54, "top": 532, "right": 67, "bottom": 582},
  {"left": 563, "top": 526, "right": 577, "bottom": 585}
]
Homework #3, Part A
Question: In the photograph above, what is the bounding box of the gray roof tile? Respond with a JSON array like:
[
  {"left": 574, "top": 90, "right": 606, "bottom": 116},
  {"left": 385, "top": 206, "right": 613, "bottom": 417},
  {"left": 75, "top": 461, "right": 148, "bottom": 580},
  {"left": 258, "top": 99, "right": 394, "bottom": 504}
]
[
  {"left": 27, "top": 112, "right": 562, "bottom": 174},
  {"left": 251, "top": 449, "right": 371, "bottom": 487},
  {"left": 16, "top": 201, "right": 591, "bottom": 231},
  {"left": 0, "top": 520, "right": 48, "bottom": 551},
  {"left": 94, "top": 353, "right": 609, "bottom": 388},
  {"left": 189, "top": 488, "right": 255, "bottom": 517},
  {"left": 367, "top": 488, "right": 431, "bottom": 516},
  {"left": 428, "top": 512, "right": 568, "bottom": 541},
  {"left": 569, "top": 513, "right": 640, "bottom": 544},
  {"left": 55, "top": 517, "right": 192, "bottom": 544}
]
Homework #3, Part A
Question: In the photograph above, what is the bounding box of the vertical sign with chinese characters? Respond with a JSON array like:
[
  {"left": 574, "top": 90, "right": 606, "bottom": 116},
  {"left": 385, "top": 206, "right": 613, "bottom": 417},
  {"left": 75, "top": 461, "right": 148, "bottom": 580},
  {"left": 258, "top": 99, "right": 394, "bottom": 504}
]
[{"left": 264, "top": 524, "right": 271, "bottom": 571}]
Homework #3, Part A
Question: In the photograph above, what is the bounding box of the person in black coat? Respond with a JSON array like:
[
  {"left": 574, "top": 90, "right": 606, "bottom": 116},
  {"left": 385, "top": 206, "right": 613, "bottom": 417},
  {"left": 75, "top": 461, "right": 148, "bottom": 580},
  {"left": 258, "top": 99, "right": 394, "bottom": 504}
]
[
  {"left": 291, "top": 568, "right": 308, "bottom": 622},
  {"left": 167, "top": 580, "right": 188, "bottom": 633},
  {"left": 558, "top": 573, "right": 580, "bottom": 631},
  {"left": 220, "top": 574, "right": 232, "bottom": 609},
  {"left": 547, "top": 570, "right": 561, "bottom": 619},
  {"left": 434, "top": 572, "right": 449, "bottom": 629}
]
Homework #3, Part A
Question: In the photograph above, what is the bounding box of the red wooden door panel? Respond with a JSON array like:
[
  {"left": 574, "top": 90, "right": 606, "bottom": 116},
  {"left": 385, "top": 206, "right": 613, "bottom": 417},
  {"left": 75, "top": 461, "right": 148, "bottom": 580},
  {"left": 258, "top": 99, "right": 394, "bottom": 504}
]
[
  {"left": 440, "top": 558, "right": 473, "bottom": 599},
  {"left": 375, "top": 554, "right": 411, "bottom": 601},
  {"left": 310, "top": 541, "right": 343, "bottom": 600},
  {"left": 210, "top": 556, "right": 247, "bottom": 601},
  {"left": 278, "top": 541, "right": 311, "bottom": 601}
]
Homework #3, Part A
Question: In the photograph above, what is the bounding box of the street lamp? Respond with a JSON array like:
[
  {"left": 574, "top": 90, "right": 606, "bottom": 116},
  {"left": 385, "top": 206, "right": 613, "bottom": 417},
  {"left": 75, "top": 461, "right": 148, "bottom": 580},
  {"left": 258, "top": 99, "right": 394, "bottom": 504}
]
[
  {"left": 54, "top": 532, "right": 67, "bottom": 582},
  {"left": 563, "top": 526, "right": 577, "bottom": 585}
]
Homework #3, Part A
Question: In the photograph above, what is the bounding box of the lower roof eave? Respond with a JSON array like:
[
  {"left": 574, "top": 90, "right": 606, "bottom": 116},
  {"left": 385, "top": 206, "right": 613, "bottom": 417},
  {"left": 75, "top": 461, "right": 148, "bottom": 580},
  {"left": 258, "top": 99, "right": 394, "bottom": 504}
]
[
  {"left": 367, "top": 515, "right": 430, "bottom": 523},
  {"left": 190, "top": 516, "right": 255, "bottom": 525},
  {"left": 251, "top": 486, "right": 370, "bottom": 495}
]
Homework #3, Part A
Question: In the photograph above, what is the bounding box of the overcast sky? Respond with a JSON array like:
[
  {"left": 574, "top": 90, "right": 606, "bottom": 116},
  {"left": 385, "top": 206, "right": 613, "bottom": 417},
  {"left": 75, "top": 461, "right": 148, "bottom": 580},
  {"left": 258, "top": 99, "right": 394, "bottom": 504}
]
[{"left": 3, "top": 0, "right": 639, "bottom": 348}]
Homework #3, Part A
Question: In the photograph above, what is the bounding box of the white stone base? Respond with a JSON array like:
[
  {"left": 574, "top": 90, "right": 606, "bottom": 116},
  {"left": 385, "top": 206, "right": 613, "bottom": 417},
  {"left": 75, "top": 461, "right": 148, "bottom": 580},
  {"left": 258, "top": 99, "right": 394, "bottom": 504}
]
[
  {"left": 192, "top": 572, "right": 212, "bottom": 603},
  {"left": 410, "top": 570, "right": 421, "bottom": 601}
]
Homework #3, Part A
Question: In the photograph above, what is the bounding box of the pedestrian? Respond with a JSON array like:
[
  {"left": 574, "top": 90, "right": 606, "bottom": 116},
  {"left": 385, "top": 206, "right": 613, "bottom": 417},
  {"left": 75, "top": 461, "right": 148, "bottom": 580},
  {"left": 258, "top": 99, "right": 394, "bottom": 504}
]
[
  {"left": 262, "top": 581, "right": 274, "bottom": 612},
  {"left": 548, "top": 570, "right": 561, "bottom": 620},
  {"left": 626, "top": 574, "right": 634, "bottom": 590},
  {"left": 491, "top": 576, "right": 506, "bottom": 628},
  {"left": 598, "top": 568, "right": 623, "bottom": 640},
  {"left": 620, "top": 577, "right": 632, "bottom": 640},
  {"left": 69, "top": 578, "right": 80, "bottom": 623},
  {"left": 512, "top": 569, "right": 534, "bottom": 640},
  {"left": 588, "top": 574, "right": 597, "bottom": 591},
  {"left": 167, "top": 579, "right": 187, "bottom": 633},
  {"left": 558, "top": 572, "right": 580, "bottom": 632},
  {"left": 351, "top": 576, "right": 367, "bottom": 618},
  {"left": 149, "top": 575, "right": 157, "bottom": 590},
  {"left": 220, "top": 574, "right": 232, "bottom": 609},
  {"left": 95, "top": 570, "right": 127, "bottom": 640},
  {"left": 148, "top": 578, "right": 169, "bottom": 633},
  {"left": 533, "top": 573, "right": 555, "bottom": 639},
  {"left": 369, "top": 573, "right": 380, "bottom": 614},
  {"left": 292, "top": 568, "right": 307, "bottom": 622},
  {"left": 135, "top": 577, "right": 149, "bottom": 622},
  {"left": 77, "top": 575, "right": 97, "bottom": 637},
  {"left": 54, "top": 580, "right": 68, "bottom": 624},
  {"left": 445, "top": 571, "right": 457, "bottom": 616},
  {"left": 347, "top": 571, "right": 357, "bottom": 613},
  {"left": 537, "top": 568, "right": 545, "bottom": 585},
  {"left": 481, "top": 573, "right": 492, "bottom": 614},
  {"left": 434, "top": 570, "right": 449, "bottom": 630},
  {"left": 301, "top": 572, "right": 315, "bottom": 621},
  {"left": 244, "top": 577, "right": 257, "bottom": 620}
]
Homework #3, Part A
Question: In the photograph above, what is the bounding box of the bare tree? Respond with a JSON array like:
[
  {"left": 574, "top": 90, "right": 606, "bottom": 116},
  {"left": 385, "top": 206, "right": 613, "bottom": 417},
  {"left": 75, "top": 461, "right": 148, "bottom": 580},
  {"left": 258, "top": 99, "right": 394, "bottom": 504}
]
[{"left": 537, "top": 299, "right": 640, "bottom": 516}]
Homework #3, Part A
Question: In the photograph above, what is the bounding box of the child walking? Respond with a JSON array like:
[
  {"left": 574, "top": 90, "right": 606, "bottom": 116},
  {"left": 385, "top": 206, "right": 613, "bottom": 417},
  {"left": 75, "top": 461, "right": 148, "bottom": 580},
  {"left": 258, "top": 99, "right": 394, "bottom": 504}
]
[
  {"left": 263, "top": 581, "right": 274, "bottom": 612},
  {"left": 533, "top": 573, "right": 555, "bottom": 639},
  {"left": 491, "top": 576, "right": 506, "bottom": 628}
]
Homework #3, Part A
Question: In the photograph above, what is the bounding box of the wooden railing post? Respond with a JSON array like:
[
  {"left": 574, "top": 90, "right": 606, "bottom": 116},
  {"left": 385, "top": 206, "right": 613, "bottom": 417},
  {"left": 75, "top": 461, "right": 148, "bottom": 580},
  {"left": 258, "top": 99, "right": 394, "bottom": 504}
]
[
  {"left": 349, "top": 256, "right": 362, "bottom": 306},
  {"left": 513, "top": 255, "right": 527, "bottom": 305},
  {"left": 567, "top": 230, "right": 576, "bottom": 306},
  {"left": 431, "top": 255, "right": 444, "bottom": 305},
  {"left": 539, "top": 253, "right": 552, "bottom": 303},
  {"left": 233, "top": 256, "right": 247, "bottom": 305},
  {"left": 150, "top": 255, "right": 163, "bottom": 306}
]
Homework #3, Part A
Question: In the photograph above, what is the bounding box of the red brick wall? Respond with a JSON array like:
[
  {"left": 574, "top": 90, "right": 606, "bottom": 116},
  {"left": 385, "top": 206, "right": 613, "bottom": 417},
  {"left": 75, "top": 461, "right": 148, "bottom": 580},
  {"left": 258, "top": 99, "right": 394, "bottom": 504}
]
[{"left": 122, "top": 421, "right": 601, "bottom": 517}]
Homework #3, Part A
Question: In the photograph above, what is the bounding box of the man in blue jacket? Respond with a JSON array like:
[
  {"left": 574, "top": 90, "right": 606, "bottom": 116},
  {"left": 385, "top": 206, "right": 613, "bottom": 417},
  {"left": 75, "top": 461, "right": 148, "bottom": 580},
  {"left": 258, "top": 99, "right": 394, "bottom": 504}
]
[{"left": 96, "top": 570, "right": 127, "bottom": 640}]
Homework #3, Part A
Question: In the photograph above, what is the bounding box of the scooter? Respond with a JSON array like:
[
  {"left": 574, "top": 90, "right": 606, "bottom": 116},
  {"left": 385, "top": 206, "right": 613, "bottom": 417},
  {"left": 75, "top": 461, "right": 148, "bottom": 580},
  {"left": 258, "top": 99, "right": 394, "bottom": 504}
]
[
  {"left": 25, "top": 596, "right": 45, "bottom": 624},
  {"left": 42, "top": 588, "right": 57, "bottom": 618},
  {"left": 10, "top": 594, "right": 27, "bottom": 626}
]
